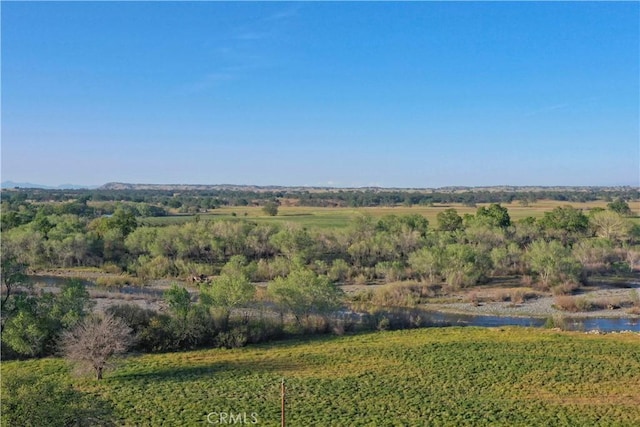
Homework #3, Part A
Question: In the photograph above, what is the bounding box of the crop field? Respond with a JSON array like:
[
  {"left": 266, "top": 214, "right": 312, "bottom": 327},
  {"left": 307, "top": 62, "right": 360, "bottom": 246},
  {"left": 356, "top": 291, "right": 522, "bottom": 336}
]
[
  {"left": 141, "top": 200, "right": 639, "bottom": 230},
  {"left": 4, "top": 327, "right": 640, "bottom": 426}
]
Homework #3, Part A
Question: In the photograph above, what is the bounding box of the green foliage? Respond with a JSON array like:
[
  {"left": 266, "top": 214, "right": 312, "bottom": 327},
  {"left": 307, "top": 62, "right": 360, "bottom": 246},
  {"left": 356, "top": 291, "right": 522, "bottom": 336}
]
[
  {"left": 607, "top": 198, "right": 633, "bottom": 216},
  {"left": 0, "top": 252, "right": 28, "bottom": 332},
  {"left": 526, "top": 240, "right": 582, "bottom": 287},
  {"left": 475, "top": 203, "right": 511, "bottom": 228},
  {"left": 1, "top": 294, "right": 55, "bottom": 357},
  {"left": 2, "top": 279, "right": 93, "bottom": 357},
  {"left": 1, "top": 372, "right": 114, "bottom": 427},
  {"left": 327, "top": 258, "right": 350, "bottom": 282},
  {"left": 32, "top": 210, "right": 54, "bottom": 238},
  {"left": 437, "top": 208, "right": 463, "bottom": 231},
  {"left": 589, "top": 210, "right": 632, "bottom": 242},
  {"left": 262, "top": 200, "right": 279, "bottom": 216},
  {"left": 377, "top": 214, "right": 429, "bottom": 237},
  {"left": 539, "top": 206, "right": 589, "bottom": 235},
  {"left": 50, "top": 279, "right": 94, "bottom": 329},
  {"left": 490, "top": 243, "right": 522, "bottom": 275},
  {"left": 408, "top": 246, "right": 444, "bottom": 282},
  {"left": 442, "top": 243, "right": 490, "bottom": 288},
  {"left": 270, "top": 225, "right": 316, "bottom": 262},
  {"left": 268, "top": 267, "right": 343, "bottom": 323},
  {"left": 164, "top": 284, "right": 192, "bottom": 319},
  {"left": 199, "top": 270, "right": 255, "bottom": 316}
]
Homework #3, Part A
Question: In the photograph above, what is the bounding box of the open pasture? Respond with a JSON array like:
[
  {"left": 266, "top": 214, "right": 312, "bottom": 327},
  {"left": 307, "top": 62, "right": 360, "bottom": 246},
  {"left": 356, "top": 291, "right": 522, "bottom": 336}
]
[
  {"left": 142, "top": 199, "right": 638, "bottom": 230},
  {"left": 4, "top": 327, "right": 639, "bottom": 426}
]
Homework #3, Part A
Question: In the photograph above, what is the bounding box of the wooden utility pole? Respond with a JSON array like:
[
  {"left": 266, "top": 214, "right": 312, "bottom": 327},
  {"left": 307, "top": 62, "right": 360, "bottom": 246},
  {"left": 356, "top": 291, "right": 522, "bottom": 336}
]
[{"left": 281, "top": 378, "right": 286, "bottom": 427}]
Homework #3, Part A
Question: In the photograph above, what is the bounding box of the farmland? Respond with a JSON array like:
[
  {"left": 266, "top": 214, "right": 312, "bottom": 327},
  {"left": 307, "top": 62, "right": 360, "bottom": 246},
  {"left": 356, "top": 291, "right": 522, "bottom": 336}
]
[
  {"left": 140, "top": 200, "right": 640, "bottom": 230},
  {"left": 3, "top": 327, "right": 640, "bottom": 426}
]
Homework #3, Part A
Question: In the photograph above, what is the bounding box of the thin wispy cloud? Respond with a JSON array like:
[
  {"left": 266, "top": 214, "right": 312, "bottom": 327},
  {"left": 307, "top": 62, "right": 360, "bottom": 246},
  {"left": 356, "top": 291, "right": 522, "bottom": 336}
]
[
  {"left": 180, "top": 71, "right": 236, "bottom": 94},
  {"left": 524, "top": 97, "right": 603, "bottom": 117},
  {"left": 234, "top": 31, "right": 271, "bottom": 41},
  {"left": 183, "top": 5, "right": 301, "bottom": 95},
  {"left": 264, "top": 5, "right": 301, "bottom": 23},
  {"left": 524, "top": 103, "right": 569, "bottom": 117}
]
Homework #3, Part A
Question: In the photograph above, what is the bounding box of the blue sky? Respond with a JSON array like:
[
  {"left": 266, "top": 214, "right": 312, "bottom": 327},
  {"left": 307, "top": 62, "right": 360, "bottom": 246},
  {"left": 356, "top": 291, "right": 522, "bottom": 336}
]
[{"left": 2, "top": 2, "right": 638, "bottom": 188}]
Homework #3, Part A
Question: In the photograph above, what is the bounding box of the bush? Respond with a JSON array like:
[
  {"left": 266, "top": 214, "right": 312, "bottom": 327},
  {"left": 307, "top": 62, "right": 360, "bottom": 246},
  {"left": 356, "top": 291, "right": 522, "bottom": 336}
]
[
  {"left": 246, "top": 318, "right": 284, "bottom": 343},
  {"left": 544, "top": 314, "right": 569, "bottom": 330},
  {"left": 95, "top": 275, "right": 142, "bottom": 287},
  {"left": 554, "top": 296, "right": 593, "bottom": 312},
  {"left": 551, "top": 281, "right": 581, "bottom": 296},
  {"left": 377, "top": 316, "right": 390, "bottom": 331},
  {"left": 216, "top": 326, "right": 249, "bottom": 349}
]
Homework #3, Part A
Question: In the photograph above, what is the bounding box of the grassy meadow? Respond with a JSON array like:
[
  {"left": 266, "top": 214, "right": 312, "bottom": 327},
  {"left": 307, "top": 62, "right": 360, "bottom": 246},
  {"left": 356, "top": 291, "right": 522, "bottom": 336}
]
[
  {"left": 4, "top": 327, "right": 639, "bottom": 426},
  {"left": 141, "top": 199, "right": 640, "bottom": 230}
]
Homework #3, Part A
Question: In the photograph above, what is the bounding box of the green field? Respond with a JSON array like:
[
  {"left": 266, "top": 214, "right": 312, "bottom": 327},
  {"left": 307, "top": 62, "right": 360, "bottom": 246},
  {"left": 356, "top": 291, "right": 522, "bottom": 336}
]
[
  {"left": 141, "top": 200, "right": 639, "bottom": 230},
  {"left": 4, "top": 327, "right": 639, "bottom": 426}
]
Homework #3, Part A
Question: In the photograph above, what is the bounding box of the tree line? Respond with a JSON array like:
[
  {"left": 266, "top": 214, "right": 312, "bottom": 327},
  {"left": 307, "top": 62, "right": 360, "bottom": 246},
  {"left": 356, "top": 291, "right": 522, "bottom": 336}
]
[
  {"left": 2, "top": 196, "right": 639, "bottom": 360},
  {"left": 3, "top": 187, "right": 638, "bottom": 215}
]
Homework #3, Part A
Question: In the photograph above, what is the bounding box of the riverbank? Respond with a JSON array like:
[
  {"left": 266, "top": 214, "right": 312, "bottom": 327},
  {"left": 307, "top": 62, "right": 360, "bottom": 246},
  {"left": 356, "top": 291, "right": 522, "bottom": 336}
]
[
  {"left": 30, "top": 269, "right": 640, "bottom": 322},
  {"left": 427, "top": 285, "right": 640, "bottom": 319}
]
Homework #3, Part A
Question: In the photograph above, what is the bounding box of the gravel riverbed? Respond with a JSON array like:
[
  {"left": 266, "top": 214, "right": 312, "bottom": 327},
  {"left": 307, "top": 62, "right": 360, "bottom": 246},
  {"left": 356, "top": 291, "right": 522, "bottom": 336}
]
[{"left": 428, "top": 286, "right": 640, "bottom": 319}]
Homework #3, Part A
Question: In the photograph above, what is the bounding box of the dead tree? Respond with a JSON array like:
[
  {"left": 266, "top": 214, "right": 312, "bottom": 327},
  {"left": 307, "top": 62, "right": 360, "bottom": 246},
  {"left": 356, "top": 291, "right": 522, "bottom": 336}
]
[{"left": 60, "top": 312, "right": 132, "bottom": 380}]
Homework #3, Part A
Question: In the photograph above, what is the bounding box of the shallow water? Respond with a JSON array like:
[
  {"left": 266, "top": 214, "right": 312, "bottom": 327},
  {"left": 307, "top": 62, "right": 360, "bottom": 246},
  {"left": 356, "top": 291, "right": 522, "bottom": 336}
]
[{"left": 418, "top": 309, "right": 639, "bottom": 332}]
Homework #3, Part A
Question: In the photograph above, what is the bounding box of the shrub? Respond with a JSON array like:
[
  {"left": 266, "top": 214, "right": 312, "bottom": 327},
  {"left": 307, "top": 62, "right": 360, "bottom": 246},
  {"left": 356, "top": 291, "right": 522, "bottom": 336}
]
[
  {"left": 102, "top": 263, "right": 123, "bottom": 274},
  {"left": 377, "top": 316, "right": 390, "bottom": 331},
  {"left": 551, "top": 281, "right": 580, "bottom": 296},
  {"left": 554, "top": 296, "right": 593, "bottom": 312},
  {"left": 95, "top": 275, "right": 142, "bottom": 287},
  {"left": 466, "top": 292, "right": 481, "bottom": 306},
  {"left": 216, "top": 326, "right": 249, "bottom": 349},
  {"left": 370, "top": 282, "right": 427, "bottom": 307},
  {"left": 544, "top": 314, "right": 569, "bottom": 330},
  {"left": 554, "top": 296, "right": 578, "bottom": 312},
  {"left": 510, "top": 289, "right": 526, "bottom": 304}
]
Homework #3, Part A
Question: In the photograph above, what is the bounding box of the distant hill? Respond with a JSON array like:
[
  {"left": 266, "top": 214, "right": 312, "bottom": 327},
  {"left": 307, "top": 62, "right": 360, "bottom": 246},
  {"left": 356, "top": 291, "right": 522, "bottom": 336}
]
[
  {"left": 3, "top": 181, "right": 636, "bottom": 193},
  {"left": 1, "top": 181, "right": 98, "bottom": 190},
  {"left": 99, "top": 182, "right": 637, "bottom": 193}
]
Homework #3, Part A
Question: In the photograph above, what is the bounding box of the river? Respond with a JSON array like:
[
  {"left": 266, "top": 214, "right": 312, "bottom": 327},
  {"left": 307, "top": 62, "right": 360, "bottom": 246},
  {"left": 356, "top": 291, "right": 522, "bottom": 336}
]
[{"left": 28, "top": 275, "right": 640, "bottom": 333}]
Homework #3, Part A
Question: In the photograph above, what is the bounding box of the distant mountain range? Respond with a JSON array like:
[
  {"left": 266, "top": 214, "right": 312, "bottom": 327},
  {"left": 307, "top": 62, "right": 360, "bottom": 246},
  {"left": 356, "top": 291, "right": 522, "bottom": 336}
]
[
  {"left": 1, "top": 180, "right": 636, "bottom": 193},
  {"left": 99, "top": 182, "right": 637, "bottom": 193},
  {"left": 1, "top": 181, "right": 99, "bottom": 190}
]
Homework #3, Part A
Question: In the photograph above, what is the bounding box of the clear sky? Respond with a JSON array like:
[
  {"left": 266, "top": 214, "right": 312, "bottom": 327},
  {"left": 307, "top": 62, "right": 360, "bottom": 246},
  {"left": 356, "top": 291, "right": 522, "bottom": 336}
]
[{"left": 2, "top": 2, "right": 638, "bottom": 188}]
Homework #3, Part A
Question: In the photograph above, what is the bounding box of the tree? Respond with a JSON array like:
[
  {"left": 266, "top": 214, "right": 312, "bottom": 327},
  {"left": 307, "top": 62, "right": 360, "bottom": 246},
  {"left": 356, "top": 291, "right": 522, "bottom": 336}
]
[
  {"left": 539, "top": 206, "right": 589, "bottom": 233},
  {"left": 1, "top": 253, "right": 27, "bottom": 335},
  {"left": 270, "top": 226, "right": 315, "bottom": 261},
  {"left": 408, "top": 246, "right": 444, "bottom": 283},
  {"left": 60, "top": 312, "right": 133, "bottom": 380},
  {"left": 607, "top": 198, "right": 632, "bottom": 216},
  {"left": 2, "top": 279, "right": 93, "bottom": 358},
  {"left": 441, "top": 243, "right": 490, "bottom": 289},
  {"left": 164, "top": 284, "right": 192, "bottom": 320},
  {"left": 526, "top": 240, "right": 581, "bottom": 288},
  {"left": 200, "top": 269, "right": 255, "bottom": 325},
  {"left": 262, "top": 201, "right": 279, "bottom": 216},
  {"left": 589, "top": 211, "right": 631, "bottom": 242},
  {"left": 475, "top": 204, "right": 511, "bottom": 228},
  {"left": 267, "top": 267, "right": 343, "bottom": 324},
  {"left": 437, "top": 208, "right": 463, "bottom": 232},
  {"left": 2, "top": 294, "right": 55, "bottom": 357}
]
